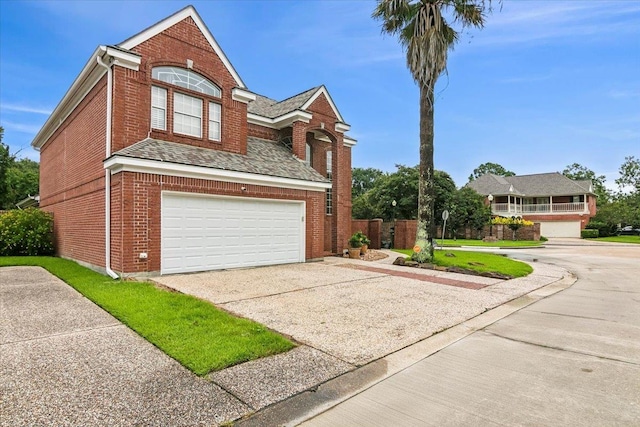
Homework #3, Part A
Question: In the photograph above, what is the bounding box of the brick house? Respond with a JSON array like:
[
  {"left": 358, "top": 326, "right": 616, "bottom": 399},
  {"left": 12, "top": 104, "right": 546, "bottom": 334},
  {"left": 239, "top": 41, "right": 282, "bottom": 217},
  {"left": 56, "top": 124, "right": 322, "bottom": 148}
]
[
  {"left": 31, "top": 6, "right": 355, "bottom": 276},
  {"left": 466, "top": 172, "right": 597, "bottom": 238}
]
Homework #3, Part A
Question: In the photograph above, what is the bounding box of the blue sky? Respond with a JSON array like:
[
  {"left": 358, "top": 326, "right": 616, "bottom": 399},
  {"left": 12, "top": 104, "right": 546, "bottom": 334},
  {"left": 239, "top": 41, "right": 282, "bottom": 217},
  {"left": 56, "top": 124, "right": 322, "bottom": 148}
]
[{"left": 1, "top": 0, "right": 639, "bottom": 189}]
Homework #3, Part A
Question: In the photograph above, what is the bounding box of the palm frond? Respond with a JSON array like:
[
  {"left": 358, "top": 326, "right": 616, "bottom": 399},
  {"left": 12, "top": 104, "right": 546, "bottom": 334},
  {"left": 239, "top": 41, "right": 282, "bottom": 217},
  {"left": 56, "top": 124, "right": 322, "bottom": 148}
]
[{"left": 373, "top": 0, "right": 494, "bottom": 90}]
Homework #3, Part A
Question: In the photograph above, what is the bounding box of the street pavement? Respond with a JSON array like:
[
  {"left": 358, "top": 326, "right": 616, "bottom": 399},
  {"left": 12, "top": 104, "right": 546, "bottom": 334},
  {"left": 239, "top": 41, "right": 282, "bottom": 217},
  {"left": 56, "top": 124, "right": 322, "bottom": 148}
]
[{"left": 299, "top": 240, "right": 640, "bottom": 426}]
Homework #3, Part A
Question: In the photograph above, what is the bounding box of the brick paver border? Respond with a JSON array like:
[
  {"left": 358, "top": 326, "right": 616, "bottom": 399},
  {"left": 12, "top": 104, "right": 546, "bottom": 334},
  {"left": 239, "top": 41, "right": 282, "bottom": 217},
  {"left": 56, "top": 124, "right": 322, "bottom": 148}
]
[{"left": 341, "top": 264, "right": 491, "bottom": 290}]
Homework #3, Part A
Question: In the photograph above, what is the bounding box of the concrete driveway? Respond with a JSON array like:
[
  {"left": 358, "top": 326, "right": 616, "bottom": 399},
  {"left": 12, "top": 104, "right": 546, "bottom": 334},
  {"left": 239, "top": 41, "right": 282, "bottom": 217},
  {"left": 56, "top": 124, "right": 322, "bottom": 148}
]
[
  {"left": 154, "top": 253, "right": 567, "bottom": 366},
  {"left": 1, "top": 266, "right": 248, "bottom": 426}
]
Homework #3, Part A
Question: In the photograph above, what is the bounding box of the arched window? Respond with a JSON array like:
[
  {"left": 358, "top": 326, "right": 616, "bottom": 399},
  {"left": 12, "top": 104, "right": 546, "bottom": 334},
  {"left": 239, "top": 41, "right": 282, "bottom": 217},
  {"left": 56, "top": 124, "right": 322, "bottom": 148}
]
[
  {"left": 150, "top": 66, "right": 222, "bottom": 141},
  {"left": 152, "top": 66, "right": 221, "bottom": 97}
]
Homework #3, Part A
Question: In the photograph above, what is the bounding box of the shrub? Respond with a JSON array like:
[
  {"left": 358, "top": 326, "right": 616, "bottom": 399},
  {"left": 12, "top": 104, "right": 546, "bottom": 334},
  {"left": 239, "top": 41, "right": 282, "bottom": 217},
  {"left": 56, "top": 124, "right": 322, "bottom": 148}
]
[
  {"left": 581, "top": 229, "right": 599, "bottom": 239},
  {"left": 540, "top": 236, "right": 548, "bottom": 242},
  {"left": 585, "top": 220, "right": 616, "bottom": 237},
  {"left": 0, "top": 208, "right": 54, "bottom": 256}
]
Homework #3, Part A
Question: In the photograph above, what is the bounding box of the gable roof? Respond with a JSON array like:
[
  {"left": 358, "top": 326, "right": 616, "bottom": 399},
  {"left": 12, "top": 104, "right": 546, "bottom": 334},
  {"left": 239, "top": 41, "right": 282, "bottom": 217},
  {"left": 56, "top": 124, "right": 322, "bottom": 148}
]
[
  {"left": 107, "top": 137, "right": 330, "bottom": 185},
  {"left": 247, "top": 85, "right": 346, "bottom": 124},
  {"left": 248, "top": 87, "right": 319, "bottom": 118},
  {"left": 467, "top": 172, "right": 594, "bottom": 197},
  {"left": 118, "top": 5, "right": 246, "bottom": 88}
]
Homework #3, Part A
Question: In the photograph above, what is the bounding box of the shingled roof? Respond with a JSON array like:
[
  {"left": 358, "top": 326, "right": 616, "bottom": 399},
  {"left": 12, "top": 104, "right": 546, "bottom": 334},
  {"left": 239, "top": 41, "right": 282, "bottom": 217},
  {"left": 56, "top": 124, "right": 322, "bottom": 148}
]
[
  {"left": 467, "top": 173, "right": 594, "bottom": 197},
  {"left": 247, "top": 87, "right": 320, "bottom": 118},
  {"left": 108, "top": 137, "right": 330, "bottom": 183}
]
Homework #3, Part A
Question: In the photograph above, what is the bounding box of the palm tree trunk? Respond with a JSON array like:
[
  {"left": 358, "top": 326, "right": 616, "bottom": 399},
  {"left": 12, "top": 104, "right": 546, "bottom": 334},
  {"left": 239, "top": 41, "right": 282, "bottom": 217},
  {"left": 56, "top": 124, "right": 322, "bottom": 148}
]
[{"left": 412, "top": 83, "right": 435, "bottom": 262}]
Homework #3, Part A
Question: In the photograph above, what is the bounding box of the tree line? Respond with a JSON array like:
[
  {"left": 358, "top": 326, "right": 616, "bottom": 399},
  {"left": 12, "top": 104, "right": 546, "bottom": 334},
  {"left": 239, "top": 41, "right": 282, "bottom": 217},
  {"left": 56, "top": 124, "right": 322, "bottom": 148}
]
[
  {"left": 0, "top": 127, "right": 40, "bottom": 210},
  {"left": 353, "top": 158, "right": 640, "bottom": 236},
  {"left": 352, "top": 165, "right": 490, "bottom": 238}
]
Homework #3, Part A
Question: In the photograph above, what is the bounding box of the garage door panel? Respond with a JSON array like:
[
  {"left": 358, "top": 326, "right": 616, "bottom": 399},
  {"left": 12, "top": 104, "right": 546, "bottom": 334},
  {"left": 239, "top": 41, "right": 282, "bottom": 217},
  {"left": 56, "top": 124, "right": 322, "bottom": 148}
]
[
  {"left": 539, "top": 221, "right": 581, "bottom": 238},
  {"left": 161, "top": 193, "right": 304, "bottom": 274}
]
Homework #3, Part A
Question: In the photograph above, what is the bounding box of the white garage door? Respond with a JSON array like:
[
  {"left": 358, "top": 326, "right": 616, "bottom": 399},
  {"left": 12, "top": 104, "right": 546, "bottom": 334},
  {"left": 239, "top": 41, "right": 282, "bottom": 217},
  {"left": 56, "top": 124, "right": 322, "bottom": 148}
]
[
  {"left": 161, "top": 192, "right": 305, "bottom": 274},
  {"left": 539, "top": 221, "right": 581, "bottom": 238}
]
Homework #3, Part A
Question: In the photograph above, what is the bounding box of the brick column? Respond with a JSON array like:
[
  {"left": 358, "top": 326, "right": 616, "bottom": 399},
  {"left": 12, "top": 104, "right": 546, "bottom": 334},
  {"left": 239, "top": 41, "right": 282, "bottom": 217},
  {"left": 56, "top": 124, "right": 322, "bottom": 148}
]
[
  {"left": 292, "top": 121, "right": 306, "bottom": 161},
  {"left": 333, "top": 134, "right": 351, "bottom": 253}
]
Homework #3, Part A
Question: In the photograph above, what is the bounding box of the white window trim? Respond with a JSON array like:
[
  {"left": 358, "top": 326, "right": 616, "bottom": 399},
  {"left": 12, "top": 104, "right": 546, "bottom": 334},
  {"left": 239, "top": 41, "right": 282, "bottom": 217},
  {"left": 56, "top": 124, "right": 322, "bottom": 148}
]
[
  {"left": 151, "top": 86, "right": 167, "bottom": 131},
  {"left": 173, "top": 92, "right": 203, "bottom": 138},
  {"left": 209, "top": 102, "right": 221, "bottom": 141}
]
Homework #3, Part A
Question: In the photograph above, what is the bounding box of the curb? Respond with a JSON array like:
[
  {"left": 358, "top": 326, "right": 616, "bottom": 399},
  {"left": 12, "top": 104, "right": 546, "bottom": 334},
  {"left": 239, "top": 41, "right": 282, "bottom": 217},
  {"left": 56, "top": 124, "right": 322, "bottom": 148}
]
[{"left": 234, "top": 271, "right": 577, "bottom": 427}]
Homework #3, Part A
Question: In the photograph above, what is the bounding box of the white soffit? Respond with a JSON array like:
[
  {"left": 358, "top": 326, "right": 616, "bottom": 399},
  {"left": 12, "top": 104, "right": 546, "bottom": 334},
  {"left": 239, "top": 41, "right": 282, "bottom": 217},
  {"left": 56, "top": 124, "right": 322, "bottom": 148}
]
[
  {"left": 118, "top": 6, "right": 246, "bottom": 88},
  {"left": 104, "top": 156, "right": 331, "bottom": 192},
  {"left": 343, "top": 136, "right": 357, "bottom": 147},
  {"left": 232, "top": 88, "right": 257, "bottom": 103},
  {"left": 247, "top": 110, "right": 313, "bottom": 129}
]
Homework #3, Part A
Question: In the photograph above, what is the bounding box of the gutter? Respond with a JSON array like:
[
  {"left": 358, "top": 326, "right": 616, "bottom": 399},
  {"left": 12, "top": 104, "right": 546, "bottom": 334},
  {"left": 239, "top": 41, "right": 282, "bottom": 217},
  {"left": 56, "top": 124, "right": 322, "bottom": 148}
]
[{"left": 96, "top": 50, "right": 119, "bottom": 279}]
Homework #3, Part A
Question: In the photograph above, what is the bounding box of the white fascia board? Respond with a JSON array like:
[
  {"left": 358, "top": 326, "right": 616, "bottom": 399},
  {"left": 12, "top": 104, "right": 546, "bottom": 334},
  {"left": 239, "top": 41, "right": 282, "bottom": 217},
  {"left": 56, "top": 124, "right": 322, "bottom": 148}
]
[
  {"left": 343, "top": 136, "right": 357, "bottom": 147},
  {"left": 335, "top": 122, "right": 351, "bottom": 133},
  {"left": 247, "top": 110, "right": 312, "bottom": 129},
  {"left": 301, "top": 85, "right": 344, "bottom": 123},
  {"left": 232, "top": 88, "right": 256, "bottom": 103},
  {"left": 107, "top": 47, "right": 141, "bottom": 71},
  {"left": 104, "top": 156, "right": 331, "bottom": 192},
  {"left": 118, "top": 6, "right": 246, "bottom": 88}
]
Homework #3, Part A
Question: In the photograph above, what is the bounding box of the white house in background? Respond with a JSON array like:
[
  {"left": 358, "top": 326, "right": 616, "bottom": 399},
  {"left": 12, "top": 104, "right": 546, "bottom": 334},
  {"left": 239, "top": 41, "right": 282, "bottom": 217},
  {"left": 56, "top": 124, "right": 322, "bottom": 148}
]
[{"left": 467, "top": 172, "right": 597, "bottom": 238}]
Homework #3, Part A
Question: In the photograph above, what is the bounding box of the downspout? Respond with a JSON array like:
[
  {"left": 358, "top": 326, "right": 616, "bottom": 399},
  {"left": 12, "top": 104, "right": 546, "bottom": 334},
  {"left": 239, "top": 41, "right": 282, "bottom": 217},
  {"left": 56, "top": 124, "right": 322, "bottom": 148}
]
[{"left": 97, "top": 51, "right": 119, "bottom": 279}]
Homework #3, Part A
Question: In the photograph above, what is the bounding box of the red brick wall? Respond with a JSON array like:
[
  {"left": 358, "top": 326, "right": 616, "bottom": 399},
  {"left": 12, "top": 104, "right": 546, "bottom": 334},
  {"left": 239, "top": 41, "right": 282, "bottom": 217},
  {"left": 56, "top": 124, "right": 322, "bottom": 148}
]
[
  {"left": 283, "top": 93, "right": 352, "bottom": 255},
  {"left": 247, "top": 123, "right": 279, "bottom": 141},
  {"left": 388, "top": 220, "right": 542, "bottom": 248},
  {"left": 351, "top": 219, "right": 383, "bottom": 249},
  {"left": 113, "top": 16, "right": 248, "bottom": 155},
  {"left": 110, "top": 171, "right": 326, "bottom": 274},
  {"left": 393, "top": 220, "right": 417, "bottom": 250},
  {"left": 39, "top": 77, "right": 109, "bottom": 268}
]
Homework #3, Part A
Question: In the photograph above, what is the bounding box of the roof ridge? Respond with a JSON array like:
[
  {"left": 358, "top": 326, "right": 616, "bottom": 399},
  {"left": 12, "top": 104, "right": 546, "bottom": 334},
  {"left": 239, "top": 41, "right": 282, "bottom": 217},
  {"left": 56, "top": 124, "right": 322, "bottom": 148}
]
[{"left": 273, "top": 86, "right": 320, "bottom": 106}]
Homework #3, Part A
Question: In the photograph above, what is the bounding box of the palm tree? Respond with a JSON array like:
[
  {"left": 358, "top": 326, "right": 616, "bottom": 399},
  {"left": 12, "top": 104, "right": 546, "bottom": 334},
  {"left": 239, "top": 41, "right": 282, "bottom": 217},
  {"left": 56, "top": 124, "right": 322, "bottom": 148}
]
[{"left": 373, "top": 0, "right": 493, "bottom": 262}]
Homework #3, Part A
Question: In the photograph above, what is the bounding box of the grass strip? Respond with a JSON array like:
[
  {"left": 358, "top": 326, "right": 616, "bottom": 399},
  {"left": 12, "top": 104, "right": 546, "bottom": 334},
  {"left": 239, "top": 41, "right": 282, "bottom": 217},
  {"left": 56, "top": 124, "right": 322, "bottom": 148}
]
[
  {"left": 591, "top": 236, "right": 640, "bottom": 244},
  {"left": 0, "top": 256, "right": 294, "bottom": 375},
  {"left": 435, "top": 239, "right": 542, "bottom": 247},
  {"left": 393, "top": 249, "right": 533, "bottom": 278}
]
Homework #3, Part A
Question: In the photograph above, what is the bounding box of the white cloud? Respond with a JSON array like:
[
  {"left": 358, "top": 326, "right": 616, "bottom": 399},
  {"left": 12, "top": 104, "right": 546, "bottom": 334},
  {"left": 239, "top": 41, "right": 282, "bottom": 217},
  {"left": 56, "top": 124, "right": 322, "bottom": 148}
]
[
  {"left": 608, "top": 89, "right": 640, "bottom": 99},
  {"left": 465, "top": 0, "right": 640, "bottom": 48},
  {"left": 1, "top": 121, "right": 43, "bottom": 135},
  {"left": 1, "top": 103, "right": 52, "bottom": 115},
  {"left": 500, "top": 74, "right": 553, "bottom": 84}
]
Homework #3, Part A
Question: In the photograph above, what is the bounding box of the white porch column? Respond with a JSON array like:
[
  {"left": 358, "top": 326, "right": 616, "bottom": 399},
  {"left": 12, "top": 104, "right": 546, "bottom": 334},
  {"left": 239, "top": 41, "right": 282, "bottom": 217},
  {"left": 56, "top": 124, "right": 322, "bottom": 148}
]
[
  {"left": 550, "top": 196, "right": 553, "bottom": 213},
  {"left": 584, "top": 194, "right": 589, "bottom": 213},
  {"left": 508, "top": 196, "right": 511, "bottom": 214}
]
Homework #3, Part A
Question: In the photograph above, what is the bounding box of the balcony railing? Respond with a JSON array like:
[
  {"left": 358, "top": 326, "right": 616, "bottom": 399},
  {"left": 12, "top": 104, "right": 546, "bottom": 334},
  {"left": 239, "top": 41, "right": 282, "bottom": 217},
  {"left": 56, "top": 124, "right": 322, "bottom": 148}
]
[{"left": 492, "top": 202, "right": 587, "bottom": 215}]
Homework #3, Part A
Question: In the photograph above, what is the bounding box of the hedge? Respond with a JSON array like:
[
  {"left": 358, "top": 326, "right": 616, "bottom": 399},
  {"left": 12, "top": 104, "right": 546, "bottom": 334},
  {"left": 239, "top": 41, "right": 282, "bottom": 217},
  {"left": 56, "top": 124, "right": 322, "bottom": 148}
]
[
  {"left": 0, "top": 208, "right": 54, "bottom": 256},
  {"left": 581, "top": 229, "right": 599, "bottom": 239}
]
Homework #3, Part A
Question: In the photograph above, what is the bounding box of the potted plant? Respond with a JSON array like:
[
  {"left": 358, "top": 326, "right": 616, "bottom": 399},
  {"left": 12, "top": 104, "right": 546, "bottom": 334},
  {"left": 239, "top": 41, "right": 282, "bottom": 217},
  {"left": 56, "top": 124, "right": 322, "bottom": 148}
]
[
  {"left": 360, "top": 234, "right": 371, "bottom": 255},
  {"left": 348, "top": 233, "right": 363, "bottom": 259}
]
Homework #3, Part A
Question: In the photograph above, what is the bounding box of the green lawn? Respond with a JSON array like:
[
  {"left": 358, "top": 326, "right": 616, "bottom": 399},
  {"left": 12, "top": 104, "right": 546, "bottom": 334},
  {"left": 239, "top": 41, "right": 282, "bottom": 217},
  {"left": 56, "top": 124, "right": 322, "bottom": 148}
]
[
  {"left": 393, "top": 249, "right": 533, "bottom": 278},
  {"left": 0, "top": 257, "right": 294, "bottom": 375},
  {"left": 591, "top": 235, "right": 640, "bottom": 244},
  {"left": 435, "top": 239, "right": 542, "bottom": 247}
]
